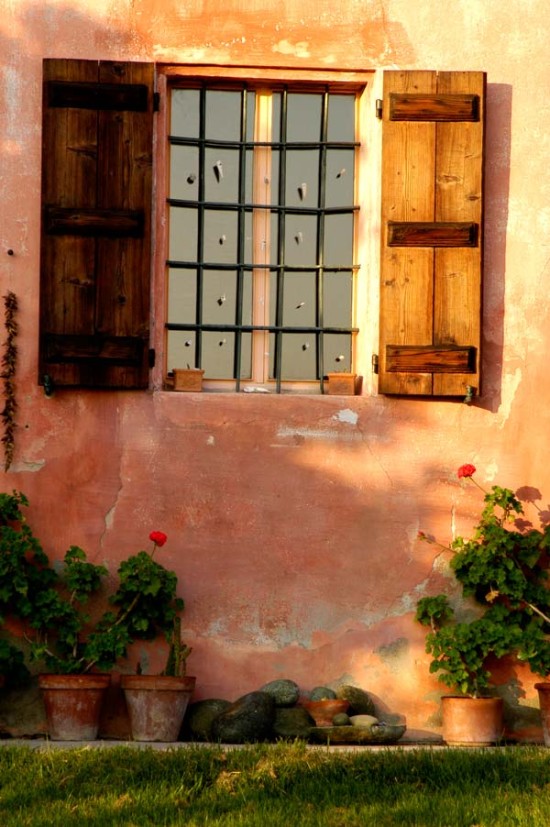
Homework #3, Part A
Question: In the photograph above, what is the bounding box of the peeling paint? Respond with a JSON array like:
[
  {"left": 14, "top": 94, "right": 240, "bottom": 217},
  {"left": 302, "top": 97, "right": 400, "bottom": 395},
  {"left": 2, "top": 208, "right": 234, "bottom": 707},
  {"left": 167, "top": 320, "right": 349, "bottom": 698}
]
[
  {"left": 333, "top": 408, "right": 359, "bottom": 425},
  {"left": 272, "top": 39, "right": 311, "bottom": 58}
]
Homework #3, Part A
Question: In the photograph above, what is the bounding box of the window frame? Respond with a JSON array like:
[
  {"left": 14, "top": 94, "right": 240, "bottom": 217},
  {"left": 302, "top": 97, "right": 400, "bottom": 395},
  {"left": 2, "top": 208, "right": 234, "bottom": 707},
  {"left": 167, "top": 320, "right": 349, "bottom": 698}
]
[{"left": 152, "top": 65, "right": 375, "bottom": 395}]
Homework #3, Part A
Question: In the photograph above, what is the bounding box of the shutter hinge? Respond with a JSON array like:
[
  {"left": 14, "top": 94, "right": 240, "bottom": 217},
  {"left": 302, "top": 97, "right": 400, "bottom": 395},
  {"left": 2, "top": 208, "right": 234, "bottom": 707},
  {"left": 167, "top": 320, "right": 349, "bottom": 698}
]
[
  {"left": 375, "top": 99, "right": 383, "bottom": 119},
  {"left": 372, "top": 354, "right": 379, "bottom": 374},
  {"left": 148, "top": 348, "right": 156, "bottom": 368},
  {"left": 153, "top": 92, "right": 160, "bottom": 112}
]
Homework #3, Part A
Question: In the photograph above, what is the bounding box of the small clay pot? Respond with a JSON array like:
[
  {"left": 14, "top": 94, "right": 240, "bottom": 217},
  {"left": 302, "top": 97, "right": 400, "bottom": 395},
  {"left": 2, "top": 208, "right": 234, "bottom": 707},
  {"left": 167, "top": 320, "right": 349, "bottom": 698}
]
[{"left": 302, "top": 699, "right": 350, "bottom": 727}]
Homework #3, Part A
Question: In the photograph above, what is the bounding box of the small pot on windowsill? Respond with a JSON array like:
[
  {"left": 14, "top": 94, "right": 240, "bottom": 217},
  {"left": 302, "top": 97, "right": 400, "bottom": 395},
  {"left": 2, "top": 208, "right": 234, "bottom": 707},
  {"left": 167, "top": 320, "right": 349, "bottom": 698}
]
[
  {"left": 173, "top": 368, "right": 204, "bottom": 392},
  {"left": 325, "top": 372, "right": 358, "bottom": 395}
]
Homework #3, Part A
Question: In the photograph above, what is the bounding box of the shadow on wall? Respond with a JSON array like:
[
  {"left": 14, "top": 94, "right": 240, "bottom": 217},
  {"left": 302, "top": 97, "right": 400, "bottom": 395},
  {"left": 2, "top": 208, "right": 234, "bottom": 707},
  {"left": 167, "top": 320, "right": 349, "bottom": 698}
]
[{"left": 480, "top": 83, "right": 513, "bottom": 414}]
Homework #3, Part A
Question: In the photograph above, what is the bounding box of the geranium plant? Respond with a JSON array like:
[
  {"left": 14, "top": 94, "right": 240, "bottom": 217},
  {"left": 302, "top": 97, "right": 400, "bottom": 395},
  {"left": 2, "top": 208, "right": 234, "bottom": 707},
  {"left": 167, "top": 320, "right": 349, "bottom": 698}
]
[
  {"left": 416, "top": 465, "right": 550, "bottom": 697},
  {"left": 0, "top": 491, "right": 185, "bottom": 675}
]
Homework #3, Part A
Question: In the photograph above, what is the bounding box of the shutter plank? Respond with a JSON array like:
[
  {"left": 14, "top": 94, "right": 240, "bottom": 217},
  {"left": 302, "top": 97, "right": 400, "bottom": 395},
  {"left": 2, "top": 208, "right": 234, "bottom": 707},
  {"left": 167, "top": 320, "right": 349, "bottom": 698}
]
[
  {"left": 95, "top": 62, "right": 153, "bottom": 367},
  {"left": 433, "top": 72, "right": 484, "bottom": 396},
  {"left": 40, "top": 60, "right": 98, "bottom": 387},
  {"left": 380, "top": 71, "right": 437, "bottom": 395}
]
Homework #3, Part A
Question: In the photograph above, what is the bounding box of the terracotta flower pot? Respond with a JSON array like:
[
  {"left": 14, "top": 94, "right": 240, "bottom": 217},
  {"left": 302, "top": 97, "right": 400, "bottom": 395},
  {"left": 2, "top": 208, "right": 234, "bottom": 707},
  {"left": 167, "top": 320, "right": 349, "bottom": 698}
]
[
  {"left": 173, "top": 369, "right": 204, "bottom": 392},
  {"left": 534, "top": 682, "right": 550, "bottom": 746},
  {"left": 39, "top": 673, "right": 111, "bottom": 741},
  {"left": 121, "top": 674, "right": 196, "bottom": 741},
  {"left": 302, "top": 699, "right": 350, "bottom": 727},
  {"left": 441, "top": 696, "right": 504, "bottom": 746},
  {"left": 326, "top": 372, "right": 357, "bottom": 395}
]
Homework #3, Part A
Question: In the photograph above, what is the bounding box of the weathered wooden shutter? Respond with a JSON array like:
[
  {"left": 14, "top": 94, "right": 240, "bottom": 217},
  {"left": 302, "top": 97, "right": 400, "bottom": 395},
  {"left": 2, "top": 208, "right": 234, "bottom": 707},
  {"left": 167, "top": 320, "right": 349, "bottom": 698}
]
[
  {"left": 379, "top": 71, "right": 485, "bottom": 397},
  {"left": 39, "top": 59, "right": 154, "bottom": 389}
]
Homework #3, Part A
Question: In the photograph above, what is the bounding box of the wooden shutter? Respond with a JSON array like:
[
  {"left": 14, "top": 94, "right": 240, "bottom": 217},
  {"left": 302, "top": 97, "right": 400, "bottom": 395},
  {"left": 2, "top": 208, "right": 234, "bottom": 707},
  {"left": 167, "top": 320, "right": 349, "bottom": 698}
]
[
  {"left": 379, "top": 71, "right": 485, "bottom": 396},
  {"left": 39, "top": 59, "right": 154, "bottom": 389}
]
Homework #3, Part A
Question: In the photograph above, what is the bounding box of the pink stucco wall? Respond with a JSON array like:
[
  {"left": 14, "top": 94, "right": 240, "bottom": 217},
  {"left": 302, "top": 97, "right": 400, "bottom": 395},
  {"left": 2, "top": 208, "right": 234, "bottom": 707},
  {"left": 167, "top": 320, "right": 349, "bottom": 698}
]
[{"left": 1, "top": 0, "right": 550, "bottom": 741}]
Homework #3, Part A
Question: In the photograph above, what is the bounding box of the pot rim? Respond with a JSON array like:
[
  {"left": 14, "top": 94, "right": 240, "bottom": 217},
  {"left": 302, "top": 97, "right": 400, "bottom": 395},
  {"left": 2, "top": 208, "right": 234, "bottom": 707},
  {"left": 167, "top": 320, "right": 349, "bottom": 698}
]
[
  {"left": 120, "top": 674, "right": 196, "bottom": 691},
  {"left": 38, "top": 673, "right": 111, "bottom": 690}
]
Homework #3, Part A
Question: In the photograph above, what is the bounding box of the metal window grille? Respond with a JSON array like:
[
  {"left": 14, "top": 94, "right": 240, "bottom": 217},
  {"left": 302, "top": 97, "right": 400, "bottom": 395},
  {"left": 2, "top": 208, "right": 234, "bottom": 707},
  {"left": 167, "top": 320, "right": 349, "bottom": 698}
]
[{"left": 166, "top": 85, "right": 360, "bottom": 393}]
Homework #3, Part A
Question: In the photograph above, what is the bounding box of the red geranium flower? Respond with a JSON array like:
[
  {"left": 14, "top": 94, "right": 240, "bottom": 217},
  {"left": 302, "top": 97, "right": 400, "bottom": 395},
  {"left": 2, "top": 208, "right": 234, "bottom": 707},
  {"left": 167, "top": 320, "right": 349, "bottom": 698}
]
[
  {"left": 149, "top": 530, "right": 168, "bottom": 547},
  {"left": 457, "top": 464, "right": 476, "bottom": 479}
]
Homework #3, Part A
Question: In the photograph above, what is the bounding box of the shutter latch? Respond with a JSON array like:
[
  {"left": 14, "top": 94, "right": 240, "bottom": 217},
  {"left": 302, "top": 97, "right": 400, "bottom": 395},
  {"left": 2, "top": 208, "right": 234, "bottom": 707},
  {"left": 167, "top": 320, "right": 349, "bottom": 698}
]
[
  {"left": 372, "top": 354, "right": 379, "bottom": 374},
  {"left": 375, "top": 99, "right": 383, "bottom": 119}
]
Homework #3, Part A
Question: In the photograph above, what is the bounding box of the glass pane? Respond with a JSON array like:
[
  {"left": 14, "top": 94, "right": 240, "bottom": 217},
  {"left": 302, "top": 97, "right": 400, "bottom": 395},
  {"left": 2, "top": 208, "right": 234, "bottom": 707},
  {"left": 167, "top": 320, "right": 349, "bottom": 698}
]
[
  {"left": 286, "top": 93, "right": 322, "bottom": 142},
  {"left": 244, "top": 148, "right": 254, "bottom": 203},
  {"left": 269, "top": 149, "right": 280, "bottom": 206},
  {"left": 323, "top": 333, "right": 352, "bottom": 372},
  {"left": 170, "top": 145, "right": 199, "bottom": 200},
  {"left": 324, "top": 213, "right": 353, "bottom": 267},
  {"left": 284, "top": 214, "right": 317, "bottom": 266},
  {"left": 271, "top": 93, "right": 281, "bottom": 142},
  {"left": 278, "top": 333, "right": 317, "bottom": 380},
  {"left": 270, "top": 271, "right": 317, "bottom": 327},
  {"left": 167, "top": 268, "right": 196, "bottom": 324},
  {"left": 171, "top": 89, "right": 200, "bottom": 138},
  {"left": 327, "top": 94, "right": 356, "bottom": 142},
  {"left": 241, "top": 271, "right": 253, "bottom": 326},
  {"left": 167, "top": 331, "right": 196, "bottom": 372},
  {"left": 205, "top": 148, "right": 240, "bottom": 203},
  {"left": 245, "top": 91, "right": 256, "bottom": 142},
  {"left": 323, "top": 271, "right": 352, "bottom": 327},
  {"left": 169, "top": 207, "right": 198, "bottom": 261},
  {"left": 205, "top": 90, "right": 242, "bottom": 141},
  {"left": 201, "top": 270, "right": 238, "bottom": 325},
  {"left": 203, "top": 210, "right": 238, "bottom": 263},
  {"left": 325, "top": 149, "right": 355, "bottom": 208},
  {"left": 202, "top": 331, "right": 236, "bottom": 379},
  {"left": 239, "top": 332, "right": 252, "bottom": 379},
  {"left": 285, "top": 150, "right": 319, "bottom": 207}
]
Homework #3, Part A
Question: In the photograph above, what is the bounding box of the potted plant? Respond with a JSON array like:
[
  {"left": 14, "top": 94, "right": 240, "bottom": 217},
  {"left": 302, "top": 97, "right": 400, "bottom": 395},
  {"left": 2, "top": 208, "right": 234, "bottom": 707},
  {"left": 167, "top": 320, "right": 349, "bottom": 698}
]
[
  {"left": 30, "top": 530, "right": 189, "bottom": 741},
  {"left": 0, "top": 491, "right": 192, "bottom": 740},
  {"left": 0, "top": 490, "right": 51, "bottom": 691},
  {"left": 0, "top": 639, "right": 29, "bottom": 689},
  {"left": 121, "top": 614, "right": 195, "bottom": 742},
  {"left": 416, "top": 464, "right": 550, "bottom": 745}
]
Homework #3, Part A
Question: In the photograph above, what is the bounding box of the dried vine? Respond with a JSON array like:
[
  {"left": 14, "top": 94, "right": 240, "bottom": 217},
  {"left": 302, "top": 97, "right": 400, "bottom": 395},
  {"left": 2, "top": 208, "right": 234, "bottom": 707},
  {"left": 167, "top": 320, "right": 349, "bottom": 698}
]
[{"left": 2, "top": 292, "right": 18, "bottom": 471}]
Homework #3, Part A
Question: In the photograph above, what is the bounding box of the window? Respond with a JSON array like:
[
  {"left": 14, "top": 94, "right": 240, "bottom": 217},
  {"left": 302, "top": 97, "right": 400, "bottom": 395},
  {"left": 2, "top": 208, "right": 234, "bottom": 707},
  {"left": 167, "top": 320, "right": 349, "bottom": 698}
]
[
  {"left": 39, "top": 61, "right": 484, "bottom": 398},
  {"left": 165, "top": 84, "right": 361, "bottom": 393}
]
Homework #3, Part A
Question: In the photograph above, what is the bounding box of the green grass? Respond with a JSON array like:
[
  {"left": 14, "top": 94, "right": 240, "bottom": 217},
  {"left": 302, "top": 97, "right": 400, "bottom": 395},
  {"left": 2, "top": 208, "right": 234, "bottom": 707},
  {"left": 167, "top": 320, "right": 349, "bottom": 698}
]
[{"left": 0, "top": 743, "right": 549, "bottom": 826}]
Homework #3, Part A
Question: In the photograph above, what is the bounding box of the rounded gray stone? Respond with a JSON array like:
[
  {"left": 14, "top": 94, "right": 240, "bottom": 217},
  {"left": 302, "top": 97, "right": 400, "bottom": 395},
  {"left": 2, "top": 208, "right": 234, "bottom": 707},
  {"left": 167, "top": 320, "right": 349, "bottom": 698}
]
[
  {"left": 183, "top": 699, "right": 232, "bottom": 741},
  {"left": 310, "top": 686, "right": 337, "bottom": 700},
  {"left": 259, "top": 679, "right": 300, "bottom": 707},
  {"left": 335, "top": 684, "right": 376, "bottom": 716},
  {"left": 211, "top": 691, "right": 276, "bottom": 744}
]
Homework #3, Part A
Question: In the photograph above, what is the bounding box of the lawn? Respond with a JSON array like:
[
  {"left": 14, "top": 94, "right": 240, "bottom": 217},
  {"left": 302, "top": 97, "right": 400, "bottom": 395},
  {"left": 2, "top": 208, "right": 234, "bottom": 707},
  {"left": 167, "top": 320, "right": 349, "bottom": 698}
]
[{"left": 0, "top": 742, "right": 549, "bottom": 826}]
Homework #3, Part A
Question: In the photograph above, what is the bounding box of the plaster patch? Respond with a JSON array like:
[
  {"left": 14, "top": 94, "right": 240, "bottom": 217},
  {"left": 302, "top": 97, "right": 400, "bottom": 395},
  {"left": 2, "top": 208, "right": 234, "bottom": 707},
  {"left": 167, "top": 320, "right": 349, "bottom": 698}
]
[
  {"left": 333, "top": 408, "right": 358, "bottom": 426},
  {"left": 497, "top": 368, "right": 522, "bottom": 427},
  {"left": 272, "top": 39, "right": 311, "bottom": 58},
  {"left": 11, "top": 459, "right": 45, "bottom": 473},
  {"left": 206, "top": 435, "right": 215, "bottom": 446}
]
